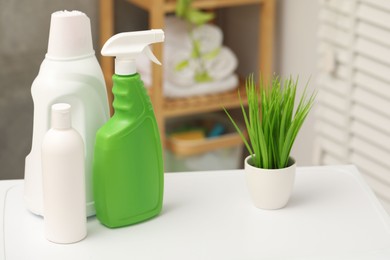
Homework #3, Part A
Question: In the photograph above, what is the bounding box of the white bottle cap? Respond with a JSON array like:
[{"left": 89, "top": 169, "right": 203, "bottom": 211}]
[
  {"left": 47, "top": 10, "right": 94, "bottom": 60},
  {"left": 51, "top": 103, "right": 72, "bottom": 129}
]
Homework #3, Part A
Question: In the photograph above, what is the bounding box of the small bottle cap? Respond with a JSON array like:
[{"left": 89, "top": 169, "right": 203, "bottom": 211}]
[
  {"left": 51, "top": 103, "right": 72, "bottom": 129},
  {"left": 47, "top": 10, "right": 94, "bottom": 60}
]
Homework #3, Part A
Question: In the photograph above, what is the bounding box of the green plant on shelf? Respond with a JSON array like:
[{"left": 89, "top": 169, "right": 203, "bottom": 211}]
[{"left": 224, "top": 75, "right": 316, "bottom": 169}]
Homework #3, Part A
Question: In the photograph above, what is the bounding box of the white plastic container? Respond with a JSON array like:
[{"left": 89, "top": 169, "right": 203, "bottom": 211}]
[
  {"left": 24, "top": 10, "right": 110, "bottom": 217},
  {"left": 42, "top": 103, "right": 87, "bottom": 244}
]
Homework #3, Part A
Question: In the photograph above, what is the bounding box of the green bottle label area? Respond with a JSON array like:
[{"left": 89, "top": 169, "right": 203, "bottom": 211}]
[{"left": 93, "top": 73, "right": 164, "bottom": 228}]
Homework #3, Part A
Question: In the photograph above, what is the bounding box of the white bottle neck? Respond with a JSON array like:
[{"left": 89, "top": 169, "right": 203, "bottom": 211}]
[
  {"left": 51, "top": 103, "right": 72, "bottom": 130},
  {"left": 115, "top": 58, "right": 136, "bottom": 75}
]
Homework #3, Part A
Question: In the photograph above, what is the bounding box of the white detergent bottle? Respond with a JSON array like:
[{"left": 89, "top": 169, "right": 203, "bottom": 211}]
[
  {"left": 42, "top": 103, "right": 86, "bottom": 244},
  {"left": 24, "top": 10, "right": 110, "bottom": 217}
]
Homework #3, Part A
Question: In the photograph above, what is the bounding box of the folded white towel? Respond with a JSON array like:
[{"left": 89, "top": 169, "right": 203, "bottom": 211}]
[
  {"left": 166, "top": 50, "right": 198, "bottom": 87},
  {"left": 191, "top": 24, "right": 223, "bottom": 55},
  {"left": 165, "top": 45, "right": 238, "bottom": 87},
  {"left": 164, "top": 16, "right": 192, "bottom": 51},
  {"left": 136, "top": 16, "right": 239, "bottom": 98},
  {"left": 205, "top": 47, "right": 238, "bottom": 81},
  {"left": 164, "top": 74, "right": 239, "bottom": 98}
]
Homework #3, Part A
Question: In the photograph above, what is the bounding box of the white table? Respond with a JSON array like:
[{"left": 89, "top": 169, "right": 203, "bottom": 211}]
[{"left": 1, "top": 165, "right": 390, "bottom": 259}]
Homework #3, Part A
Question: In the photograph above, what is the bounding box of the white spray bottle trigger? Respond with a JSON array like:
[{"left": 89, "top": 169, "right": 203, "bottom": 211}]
[
  {"left": 143, "top": 46, "right": 161, "bottom": 66},
  {"left": 101, "top": 29, "right": 165, "bottom": 75}
]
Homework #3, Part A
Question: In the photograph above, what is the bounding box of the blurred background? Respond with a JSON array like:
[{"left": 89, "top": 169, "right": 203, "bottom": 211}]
[
  {"left": 0, "top": 0, "right": 318, "bottom": 180},
  {"left": 3, "top": 0, "right": 390, "bottom": 212}
]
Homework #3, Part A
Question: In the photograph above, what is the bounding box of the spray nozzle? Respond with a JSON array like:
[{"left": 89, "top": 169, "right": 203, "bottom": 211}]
[{"left": 101, "top": 29, "right": 165, "bottom": 75}]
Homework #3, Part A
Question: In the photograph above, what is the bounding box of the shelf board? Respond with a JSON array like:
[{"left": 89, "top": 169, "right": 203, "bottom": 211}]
[
  {"left": 162, "top": 81, "right": 247, "bottom": 118},
  {"left": 163, "top": 0, "right": 264, "bottom": 12},
  {"left": 127, "top": 0, "right": 264, "bottom": 13}
]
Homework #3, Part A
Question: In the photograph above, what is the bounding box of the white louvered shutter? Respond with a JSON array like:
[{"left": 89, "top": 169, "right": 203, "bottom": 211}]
[{"left": 316, "top": 0, "right": 390, "bottom": 213}]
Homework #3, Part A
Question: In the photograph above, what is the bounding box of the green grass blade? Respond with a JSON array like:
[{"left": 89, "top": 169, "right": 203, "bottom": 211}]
[{"left": 223, "top": 107, "right": 253, "bottom": 156}]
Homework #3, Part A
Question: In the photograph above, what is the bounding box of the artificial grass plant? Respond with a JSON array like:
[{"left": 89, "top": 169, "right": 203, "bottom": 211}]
[{"left": 224, "top": 75, "right": 316, "bottom": 169}]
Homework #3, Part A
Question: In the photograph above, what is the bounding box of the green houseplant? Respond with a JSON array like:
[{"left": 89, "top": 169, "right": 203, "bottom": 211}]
[{"left": 225, "top": 75, "right": 316, "bottom": 209}]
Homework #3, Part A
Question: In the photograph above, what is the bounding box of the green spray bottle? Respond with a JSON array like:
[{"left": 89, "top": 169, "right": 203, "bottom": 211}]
[{"left": 93, "top": 30, "right": 164, "bottom": 228}]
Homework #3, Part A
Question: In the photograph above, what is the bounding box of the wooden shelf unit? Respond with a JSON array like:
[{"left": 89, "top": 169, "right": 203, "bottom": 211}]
[
  {"left": 99, "top": 0, "right": 275, "bottom": 144},
  {"left": 163, "top": 81, "right": 248, "bottom": 118}
]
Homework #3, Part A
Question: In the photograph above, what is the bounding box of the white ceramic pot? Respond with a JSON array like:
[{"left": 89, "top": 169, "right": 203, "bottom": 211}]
[{"left": 244, "top": 156, "right": 296, "bottom": 210}]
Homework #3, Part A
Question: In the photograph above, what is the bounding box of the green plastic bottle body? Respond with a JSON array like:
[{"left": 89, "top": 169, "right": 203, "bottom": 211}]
[{"left": 93, "top": 73, "right": 164, "bottom": 228}]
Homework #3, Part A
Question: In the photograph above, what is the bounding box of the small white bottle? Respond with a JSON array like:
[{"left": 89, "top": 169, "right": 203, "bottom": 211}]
[{"left": 42, "top": 103, "right": 87, "bottom": 244}]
